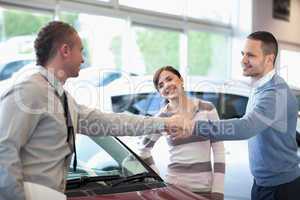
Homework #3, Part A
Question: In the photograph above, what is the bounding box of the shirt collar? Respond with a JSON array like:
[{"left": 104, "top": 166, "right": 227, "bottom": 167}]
[
  {"left": 38, "top": 66, "right": 64, "bottom": 97},
  {"left": 251, "top": 69, "right": 275, "bottom": 89}
]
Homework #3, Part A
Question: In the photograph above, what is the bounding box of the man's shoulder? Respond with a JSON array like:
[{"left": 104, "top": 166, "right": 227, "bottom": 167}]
[
  {"left": 268, "top": 74, "right": 288, "bottom": 88},
  {"left": 257, "top": 75, "right": 297, "bottom": 106},
  {"left": 258, "top": 74, "right": 290, "bottom": 92},
  {"left": 1, "top": 73, "right": 49, "bottom": 100}
]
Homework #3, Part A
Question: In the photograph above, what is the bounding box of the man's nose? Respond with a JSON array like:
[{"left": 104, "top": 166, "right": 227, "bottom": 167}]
[{"left": 241, "top": 55, "right": 248, "bottom": 64}]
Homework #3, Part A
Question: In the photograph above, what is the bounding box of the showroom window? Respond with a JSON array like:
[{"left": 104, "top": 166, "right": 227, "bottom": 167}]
[
  {"left": 120, "top": 0, "right": 234, "bottom": 24},
  {"left": 0, "top": 0, "right": 235, "bottom": 81},
  {"left": 187, "top": 30, "right": 230, "bottom": 78},
  {"left": 132, "top": 25, "right": 180, "bottom": 75},
  {"left": 0, "top": 6, "right": 52, "bottom": 80},
  {"left": 119, "top": 0, "right": 186, "bottom": 16},
  {"left": 59, "top": 11, "right": 126, "bottom": 70},
  {"left": 186, "top": 0, "right": 233, "bottom": 24},
  {"left": 278, "top": 50, "right": 300, "bottom": 87}
]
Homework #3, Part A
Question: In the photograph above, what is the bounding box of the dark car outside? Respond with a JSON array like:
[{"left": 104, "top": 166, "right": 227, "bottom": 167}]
[{"left": 0, "top": 59, "right": 34, "bottom": 81}]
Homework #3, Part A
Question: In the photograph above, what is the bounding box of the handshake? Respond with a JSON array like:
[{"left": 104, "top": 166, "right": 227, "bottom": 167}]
[{"left": 163, "top": 114, "right": 195, "bottom": 139}]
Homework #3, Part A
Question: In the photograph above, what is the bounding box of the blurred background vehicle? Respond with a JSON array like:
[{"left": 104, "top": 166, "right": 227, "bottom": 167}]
[{"left": 0, "top": 57, "right": 34, "bottom": 81}]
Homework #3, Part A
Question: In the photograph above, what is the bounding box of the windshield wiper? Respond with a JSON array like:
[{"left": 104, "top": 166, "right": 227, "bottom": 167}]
[
  {"left": 111, "top": 172, "right": 159, "bottom": 187},
  {"left": 67, "top": 175, "right": 121, "bottom": 189}
]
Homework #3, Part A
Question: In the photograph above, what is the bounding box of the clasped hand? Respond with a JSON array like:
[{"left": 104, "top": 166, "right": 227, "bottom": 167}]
[{"left": 164, "top": 114, "right": 194, "bottom": 140}]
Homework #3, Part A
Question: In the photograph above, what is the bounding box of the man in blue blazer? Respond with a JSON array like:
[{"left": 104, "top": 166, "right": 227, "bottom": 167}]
[{"left": 168, "top": 31, "right": 300, "bottom": 200}]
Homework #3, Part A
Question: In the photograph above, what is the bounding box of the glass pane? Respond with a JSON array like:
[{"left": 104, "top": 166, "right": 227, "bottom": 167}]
[
  {"left": 68, "top": 135, "right": 148, "bottom": 179},
  {"left": 188, "top": 31, "right": 229, "bottom": 79},
  {"left": 187, "top": 0, "right": 233, "bottom": 24},
  {"left": 0, "top": 7, "right": 52, "bottom": 80},
  {"left": 279, "top": 50, "right": 300, "bottom": 87},
  {"left": 120, "top": 0, "right": 233, "bottom": 24},
  {"left": 59, "top": 12, "right": 126, "bottom": 70},
  {"left": 120, "top": 0, "right": 185, "bottom": 16},
  {"left": 188, "top": 91, "right": 219, "bottom": 110},
  {"left": 111, "top": 93, "right": 165, "bottom": 116},
  {"left": 221, "top": 93, "right": 248, "bottom": 119},
  {"left": 132, "top": 26, "right": 180, "bottom": 74}
]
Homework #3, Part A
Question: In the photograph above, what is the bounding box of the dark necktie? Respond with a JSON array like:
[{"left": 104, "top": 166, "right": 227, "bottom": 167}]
[{"left": 62, "top": 92, "right": 77, "bottom": 172}]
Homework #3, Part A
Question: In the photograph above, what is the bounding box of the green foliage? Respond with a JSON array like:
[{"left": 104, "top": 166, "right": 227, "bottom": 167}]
[
  {"left": 59, "top": 12, "right": 92, "bottom": 68},
  {"left": 134, "top": 27, "right": 179, "bottom": 74},
  {"left": 188, "top": 31, "right": 228, "bottom": 76},
  {"left": 188, "top": 31, "right": 212, "bottom": 75},
  {"left": 134, "top": 27, "right": 227, "bottom": 76},
  {"left": 2, "top": 10, "right": 51, "bottom": 38},
  {"left": 59, "top": 12, "right": 79, "bottom": 28}
]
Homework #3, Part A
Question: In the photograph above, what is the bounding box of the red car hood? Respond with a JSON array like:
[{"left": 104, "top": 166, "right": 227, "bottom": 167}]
[{"left": 68, "top": 184, "right": 207, "bottom": 200}]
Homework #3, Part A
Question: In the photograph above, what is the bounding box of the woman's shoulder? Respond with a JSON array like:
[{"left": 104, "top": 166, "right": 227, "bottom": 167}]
[
  {"left": 191, "top": 98, "right": 215, "bottom": 112},
  {"left": 155, "top": 103, "right": 170, "bottom": 117}
]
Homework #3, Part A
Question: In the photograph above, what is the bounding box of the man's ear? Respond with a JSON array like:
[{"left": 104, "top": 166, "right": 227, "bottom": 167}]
[
  {"left": 58, "top": 43, "right": 71, "bottom": 58},
  {"left": 266, "top": 54, "right": 275, "bottom": 65}
]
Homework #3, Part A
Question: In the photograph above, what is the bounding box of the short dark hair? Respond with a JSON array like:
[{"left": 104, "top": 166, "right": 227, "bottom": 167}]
[
  {"left": 247, "top": 31, "right": 278, "bottom": 64},
  {"left": 153, "top": 66, "right": 182, "bottom": 91},
  {"left": 34, "top": 21, "right": 77, "bottom": 66}
]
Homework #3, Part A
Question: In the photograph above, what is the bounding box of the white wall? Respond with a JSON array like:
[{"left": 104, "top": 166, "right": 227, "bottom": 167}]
[{"left": 252, "top": 0, "right": 300, "bottom": 45}]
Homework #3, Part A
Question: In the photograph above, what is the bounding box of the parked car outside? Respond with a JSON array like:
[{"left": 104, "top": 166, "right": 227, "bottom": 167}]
[
  {"left": 0, "top": 57, "right": 35, "bottom": 81},
  {"left": 66, "top": 74, "right": 300, "bottom": 200},
  {"left": 0, "top": 63, "right": 39, "bottom": 97},
  {"left": 65, "top": 67, "right": 137, "bottom": 109},
  {"left": 64, "top": 135, "right": 206, "bottom": 200},
  {"left": 69, "top": 67, "right": 138, "bottom": 87}
]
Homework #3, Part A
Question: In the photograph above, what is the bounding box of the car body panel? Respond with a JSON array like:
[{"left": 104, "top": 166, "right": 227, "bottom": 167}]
[
  {"left": 68, "top": 184, "right": 206, "bottom": 200},
  {"left": 65, "top": 135, "right": 207, "bottom": 200}
]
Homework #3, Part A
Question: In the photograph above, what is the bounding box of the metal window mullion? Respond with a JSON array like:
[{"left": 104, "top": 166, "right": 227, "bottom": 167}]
[
  {"left": 111, "top": 0, "right": 119, "bottom": 10},
  {"left": 0, "top": 0, "right": 56, "bottom": 13},
  {"left": 180, "top": 28, "right": 188, "bottom": 78},
  {"left": 226, "top": 36, "right": 233, "bottom": 80},
  {"left": 63, "top": 0, "right": 112, "bottom": 8}
]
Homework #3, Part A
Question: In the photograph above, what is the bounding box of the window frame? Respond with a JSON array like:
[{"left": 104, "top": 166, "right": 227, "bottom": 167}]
[{"left": 0, "top": 0, "right": 233, "bottom": 79}]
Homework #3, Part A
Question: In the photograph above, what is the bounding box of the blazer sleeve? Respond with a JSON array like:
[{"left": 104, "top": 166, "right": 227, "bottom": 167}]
[{"left": 193, "top": 87, "right": 283, "bottom": 140}]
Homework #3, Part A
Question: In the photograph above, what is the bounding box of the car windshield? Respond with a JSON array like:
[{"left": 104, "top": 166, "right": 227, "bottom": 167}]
[{"left": 67, "top": 135, "right": 150, "bottom": 180}]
